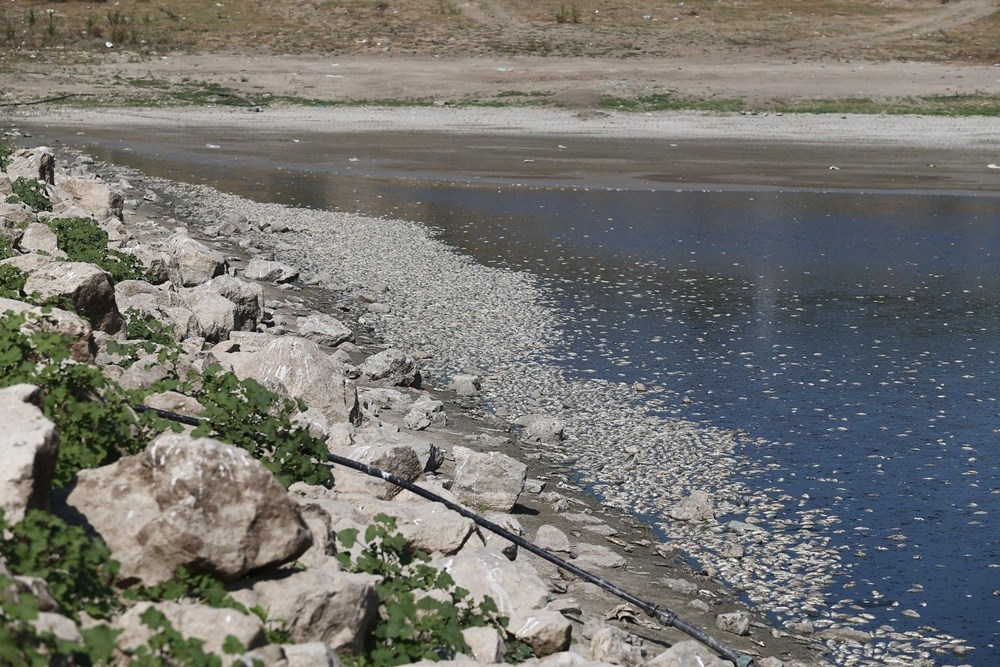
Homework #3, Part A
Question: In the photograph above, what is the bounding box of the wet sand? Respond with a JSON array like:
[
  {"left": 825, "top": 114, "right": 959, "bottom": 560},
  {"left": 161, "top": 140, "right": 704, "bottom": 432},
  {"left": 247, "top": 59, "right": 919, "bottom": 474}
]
[{"left": 13, "top": 106, "right": 1000, "bottom": 194}]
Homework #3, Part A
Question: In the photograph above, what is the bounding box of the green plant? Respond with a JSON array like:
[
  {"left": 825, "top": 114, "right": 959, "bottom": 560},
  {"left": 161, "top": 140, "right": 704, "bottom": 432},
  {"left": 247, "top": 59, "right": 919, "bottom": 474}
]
[
  {"left": 0, "top": 509, "right": 120, "bottom": 621},
  {"left": 44, "top": 217, "right": 150, "bottom": 283},
  {"left": 336, "top": 514, "right": 520, "bottom": 667},
  {"left": 127, "top": 606, "right": 243, "bottom": 666},
  {"left": 249, "top": 606, "right": 292, "bottom": 645},
  {"left": 0, "top": 264, "right": 27, "bottom": 297},
  {"left": 0, "top": 312, "right": 164, "bottom": 486},
  {"left": 126, "top": 566, "right": 246, "bottom": 614},
  {"left": 124, "top": 307, "right": 177, "bottom": 346},
  {"left": 192, "top": 364, "right": 333, "bottom": 488},
  {"left": 0, "top": 142, "right": 12, "bottom": 171},
  {"left": 6, "top": 177, "right": 51, "bottom": 212},
  {"left": 0, "top": 575, "right": 119, "bottom": 667},
  {"left": 0, "top": 236, "right": 13, "bottom": 261}
]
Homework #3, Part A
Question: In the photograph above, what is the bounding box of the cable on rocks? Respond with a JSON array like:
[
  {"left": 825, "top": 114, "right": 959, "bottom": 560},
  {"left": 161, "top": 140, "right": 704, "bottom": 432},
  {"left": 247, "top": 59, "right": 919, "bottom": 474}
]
[{"left": 134, "top": 403, "right": 755, "bottom": 667}]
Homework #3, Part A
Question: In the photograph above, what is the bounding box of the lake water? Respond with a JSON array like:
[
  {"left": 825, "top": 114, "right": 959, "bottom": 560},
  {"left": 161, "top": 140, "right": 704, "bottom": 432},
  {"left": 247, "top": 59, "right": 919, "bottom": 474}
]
[{"left": 31, "top": 131, "right": 1000, "bottom": 663}]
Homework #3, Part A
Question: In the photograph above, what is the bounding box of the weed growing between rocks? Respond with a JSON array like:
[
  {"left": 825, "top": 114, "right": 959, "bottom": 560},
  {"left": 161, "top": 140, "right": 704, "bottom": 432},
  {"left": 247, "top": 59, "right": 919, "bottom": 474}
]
[
  {"left": 0, "top": 143, "right": 12, "bottom": 171},
  {"left": 0, "top": 312, "right": 156, "bottom": 486},
  {"left": 6, "top": 177, "right": 52, "bottom": 213},
  {"left": 0, "top": 509, "right": 121, "bottom": 621},
  {"left": 0, "top": 573, "right": 119, "bottom": 667},
  {"left": 191, "top": 365, "right": 334, "bottom": 489},
  {"left": 44, "top": 217, "right": 151, "bottom": 283},
  {"left": 336, "top": 514, "right": 532, "bottom": 666}
]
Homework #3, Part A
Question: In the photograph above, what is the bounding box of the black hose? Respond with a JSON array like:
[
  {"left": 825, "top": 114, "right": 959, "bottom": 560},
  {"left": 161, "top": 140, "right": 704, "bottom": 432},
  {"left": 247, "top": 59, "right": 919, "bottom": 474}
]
[{"left": 133, "top": 404, "right": 754, "bottom": 667}]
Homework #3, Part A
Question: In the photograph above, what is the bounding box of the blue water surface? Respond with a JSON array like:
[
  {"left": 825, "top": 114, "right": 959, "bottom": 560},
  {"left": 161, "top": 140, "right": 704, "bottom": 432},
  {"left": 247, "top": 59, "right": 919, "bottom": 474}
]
[{"left": 393, "top": 184, "right": 1000, "bottom": 661}]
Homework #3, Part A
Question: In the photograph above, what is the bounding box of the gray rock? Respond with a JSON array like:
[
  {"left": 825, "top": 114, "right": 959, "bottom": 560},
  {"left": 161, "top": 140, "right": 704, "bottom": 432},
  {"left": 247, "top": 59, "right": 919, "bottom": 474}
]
[
  {"left": 353, "top": 426, "right": 443, "bottom": 472},
  {"left": 573, "top": 543, "right": 626, "bottom": 569},
  {"left": 166, "top": 233, "right": 226, "bottom": 287},
  {"left": 6, "top": 147, "right": 54, "bottom": 185},
  {"left": 181, "top": 288, "right": 237, "bottom": 343},
  {"left": 512, "top": 609, "right": 572, "bottom": 658},
  {"left": 22, "top": 260, "right": 123, "bottom": 334},
  {"left": 715, "top": 611, "right": 752, "bottom": 636},
  {"left": 647, "top": 640, "right": 735, "bottom": 667},
  {"left": 34, "top": 613, "right": 81, "bottom": 644},
  {"left": 230, "top": 336, "right": 360, "bottom": 426},
  {"left": 589, "top": 626, "right": 644, "bottom": 666},
  {"left": 437, "top": 545, "right": 549, "bottom": 620},
  {"left": 403, "top": 397, "right": 445, "bottom": 431},
  {"left": 449, "top": 374, "right": 482, "bottom": 397},
  {"left": 359, "top": 348, "right": 420, "bottom": 387},
  {"left": 329, "top": 443, "right": 423, "bottom": 500},
  {"left": 535, "top": 525, "right": 572, "bottom": 553},
  {"left": 358, "top": 388, "right": 413, "bottom": 413},
  {"left": 668, "top": 490, "right": 715, "bottom": 523},
  {"left": 128, "top": 244, "right": 177, "bottom": 285},
  {"left": 17, "top": 223, "right": 65, "bottom": 257},
  {"left": 663, "top": 578, "right": 699, "bottom": 596},
  {"left": 244, "top": 258, "right": 300, "bottom": 283},
  {"left": 231, "top": 565, "right": 378, "bottom": 652},
  {"left": 115, "top": 601, "right": 266, "bottom": 657},
  {"left": 196, "top": 275, "right": 264, "bottom": 332},
  {"left": 49, "top": 175, "right": 124, "bottom": 221},
  {"left": 451, "top": 446, "right": 526, "bottom": 513},
  {"left": 66, "top": 433, "right": 313, "bottom": 585},
  {"left": 480, "top": 512, "right": 522, "bottom": 560},
  {"left": 350, "top": 495, "right": 475, "bottom": 556},
  {"left": 516, "top": 415, "right": 565, "bottom": 444},
  {"left": 0, "top": 385, "right": 57, "bottom": 523},
  {"left": 297, "top": 313, "right": 355, "bottom": 347},
  {"left": 282, "top": 642, "right": 340, "bottom": 667},
  {"left": 142, "top": 391, "right": 206, "bottom": 419},
  {"left": 462, "top": 626, "right": 504, "bottom": 663}
]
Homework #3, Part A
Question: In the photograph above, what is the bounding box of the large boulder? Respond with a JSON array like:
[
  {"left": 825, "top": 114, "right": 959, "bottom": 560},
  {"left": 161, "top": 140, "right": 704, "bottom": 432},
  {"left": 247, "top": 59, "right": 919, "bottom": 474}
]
[
  {"left": 166, "top": 233, "right": 226, "bottom": 287},
  {"left": 21, "top": 261, "right": 123, "bottom": 334},
  {"left": 16, "top": 223, "right": 65, "bottom": 257},
  {"left": 180, "top": 288, "right": 238, "bottom": 343},
  {"left": 49, "top": 175, "right": 124, "bottom": 221},
  {"left": 359, "top": 348, "right": 420, "bottom": 387},
  {"left": 230, "top": 336, "right": 360, "bottom": 425},
  {"left": 231, "top": 565, "right": 379, "bottom": 652},
  {"left": 437, "top": 545, "right": 549, "bottom": 622},
  {"left": 5, "top": 148, "right": 55, "bottom": 185},
  {"left": 451, "top": 446, "right": 526, "bottom": 513},
  {"left": 66, "top": 433, "right": 313, "bottom": 585},
  {"left": 328, "top": 443, "right": 423, "bottom": 500},
  {"left": 297, "top": 312, "right": 354, "bottom": 348},
  {"left": 0, "top": 385, "right": 57, "bottom": 523},
  {"left": 197, "top": 275, "right": 264, "bottom": 331}
]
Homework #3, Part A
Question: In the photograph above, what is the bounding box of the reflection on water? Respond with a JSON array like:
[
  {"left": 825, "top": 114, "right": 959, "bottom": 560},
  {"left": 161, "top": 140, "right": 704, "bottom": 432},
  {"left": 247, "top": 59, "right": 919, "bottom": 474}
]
[{"left": 45, "top": 137, "right": 1000, "bottom": 662}]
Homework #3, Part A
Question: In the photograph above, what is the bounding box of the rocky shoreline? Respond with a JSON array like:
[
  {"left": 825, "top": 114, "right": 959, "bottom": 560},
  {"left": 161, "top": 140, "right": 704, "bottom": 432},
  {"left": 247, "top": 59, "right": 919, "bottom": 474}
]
[{"left": 0, "top": 133, "right": 970, "bottom": 666}]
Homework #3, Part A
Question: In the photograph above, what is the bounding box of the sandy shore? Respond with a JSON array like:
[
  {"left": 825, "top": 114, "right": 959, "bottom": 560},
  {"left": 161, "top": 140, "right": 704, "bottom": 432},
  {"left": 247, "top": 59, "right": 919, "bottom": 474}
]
[{"left": 15, "top": 106, "right": 1000, "bottom": 193}]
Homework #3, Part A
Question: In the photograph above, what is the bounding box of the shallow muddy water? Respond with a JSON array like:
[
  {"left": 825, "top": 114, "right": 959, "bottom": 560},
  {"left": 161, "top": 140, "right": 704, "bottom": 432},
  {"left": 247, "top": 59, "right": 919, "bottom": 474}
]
[{"left": 25, "top": 127, "right": 1000, "bottom": 663}]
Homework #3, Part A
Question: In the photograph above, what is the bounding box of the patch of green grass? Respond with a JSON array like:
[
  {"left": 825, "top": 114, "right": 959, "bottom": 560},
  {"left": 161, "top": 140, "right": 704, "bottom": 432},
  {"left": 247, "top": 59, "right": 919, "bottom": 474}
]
[{"left": 599, "top": 92, "right": 1000, "bottom": 116}]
